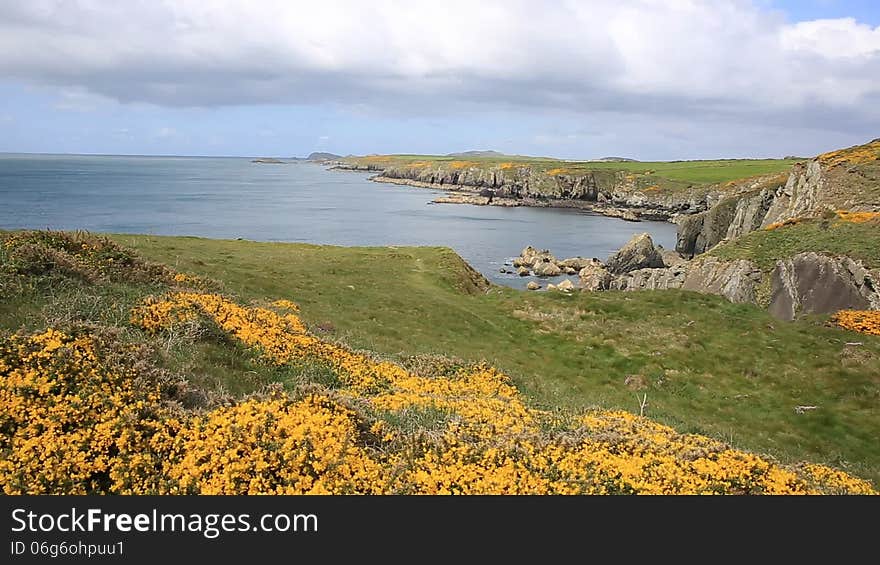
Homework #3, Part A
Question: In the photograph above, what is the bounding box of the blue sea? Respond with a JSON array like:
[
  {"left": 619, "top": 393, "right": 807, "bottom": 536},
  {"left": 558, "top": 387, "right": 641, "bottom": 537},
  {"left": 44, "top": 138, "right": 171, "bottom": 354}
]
[{"left": 0, "top": 154, "right": 677, "bottom": 288}]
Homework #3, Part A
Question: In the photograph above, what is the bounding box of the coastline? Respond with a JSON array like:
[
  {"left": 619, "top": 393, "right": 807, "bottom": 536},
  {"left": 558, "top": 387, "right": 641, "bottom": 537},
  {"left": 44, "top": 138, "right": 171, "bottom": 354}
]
[{"left": 367, "top": 173, "right": 675, "bottom": 223}]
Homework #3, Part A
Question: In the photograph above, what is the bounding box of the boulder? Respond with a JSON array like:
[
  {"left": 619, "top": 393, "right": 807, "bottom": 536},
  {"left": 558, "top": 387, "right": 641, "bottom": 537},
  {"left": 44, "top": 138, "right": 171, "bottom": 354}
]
[
  {"left": 656, "top": 245, "right": 687, "bottom": 268},
  {"left": 605, "top": 233, "right": 665, "bottom": 274},
  {"left": 579, "top": 262, "right": 612, "bottom": 291},
  {"left": 518, "top": 246, "right": 557, "bottom": 268},
  {"left": 547, "top": 283, "right": 557, "bottom": 291},
  {"left": 768, "top": 252, "right": 880, "bottom": 321},
  {"left": 533, "top": 259, "right": 562, "bottom": 277},
  {"left": 526, "top": 281, "right": 541, "bottom": 290},
  {"left": 564, "top": 266, "right": 577, "bottom": 275},
  {"left": 680, "top": 257, "right": 762, "bottom": 304},
  {"left": 609, "top": 266, "right": 687, "bottom": 291},
  {"left": 517, "top": 266, "right": 530, "bottom": 277},
  {"left": 559, "top": 257, "right": 594, "bottom": 271},
  {"left": 556, "top": 279, "right": 575, "bottom": 291}
]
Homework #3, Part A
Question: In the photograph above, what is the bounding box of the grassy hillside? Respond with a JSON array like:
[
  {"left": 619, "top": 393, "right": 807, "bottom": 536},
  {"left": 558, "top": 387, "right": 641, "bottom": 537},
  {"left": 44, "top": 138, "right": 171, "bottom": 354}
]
[
  {"left": 710, "top": 213, "right": 880, "bottom": 271},
  {"left": 342, "top": 154, "right": 800, "bottom": 185},
  {"left": 63, "top": 232, "right": 880, "bottom": 484},
  {"left": 2, "top": 230, "right": 877, "bottom": 491}
]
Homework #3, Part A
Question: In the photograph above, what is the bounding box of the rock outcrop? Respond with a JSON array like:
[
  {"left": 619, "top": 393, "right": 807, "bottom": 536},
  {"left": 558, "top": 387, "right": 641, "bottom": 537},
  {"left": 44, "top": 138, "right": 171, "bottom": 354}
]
[
  {"left": 533, "top": 260, "right": 562, "bottom": 277},
  {"left": 606, "top": 233, "right": 665, "bottom": 274},
  {"left": 331, "top": 162, "right": 729, "bottom": 221},
  {"left": 559, "top": 257, "right": 594, "bottom": 271},
  {"left": 675, "top": 182, "right": 782, "bottom": 257},
  {"left": 768, "top": 252, "right": 880, "bottom": 320},
  {"left": 576, "top": 230, "right": 880, "bottom": 317},
  {"left": 680, "top": 258, "right": 763, "bottom": 304},
  {"left": 578, "top": 262, "right": 612, "bottom": 291},
  {"left": 586, "top": 254, "right": 759, "bottom": 305},
  {"left": 581, "top": 244, "right": 880, "bottom": 320},
  {"left": 676, "top": 140, "right": 880, "bottom": 257},
  {"left": 761, "top": 161, "right": 825, "bottom": 228}
]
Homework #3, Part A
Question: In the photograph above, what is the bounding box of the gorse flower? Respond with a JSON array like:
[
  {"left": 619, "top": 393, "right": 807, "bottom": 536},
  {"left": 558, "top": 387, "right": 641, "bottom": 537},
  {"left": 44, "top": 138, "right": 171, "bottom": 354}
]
[
  {"left": 832, "top": 310, "right": 880, "bottom": 336},
  {"left": 1, "top": 291, "right": 875, "bottom": 495},
  {"left": 835, "top": 210, "right": 880, "bottom": 224}
]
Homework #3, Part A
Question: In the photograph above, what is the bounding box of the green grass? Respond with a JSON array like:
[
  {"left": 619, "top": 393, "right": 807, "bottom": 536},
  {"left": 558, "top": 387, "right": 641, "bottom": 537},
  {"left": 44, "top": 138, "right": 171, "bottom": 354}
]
[
  {"left": 3, "top": 231, "right": 878, "bottom": 484},
  {"left": 343, "top": 154, "right": 799, "bottom": 185},
  {"left": 559, "top": 159, "right": 798, "bottom": 184},
  {"left": 108, "top": 234, "right": 880, "bottom": 484},
  {"left": 710, "top": 218, "right": 880, "bottom": 271}
]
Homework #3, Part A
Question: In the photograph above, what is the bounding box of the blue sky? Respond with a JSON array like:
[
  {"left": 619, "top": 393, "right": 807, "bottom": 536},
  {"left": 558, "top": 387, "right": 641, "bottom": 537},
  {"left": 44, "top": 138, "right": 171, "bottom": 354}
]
[
  {"left": 770, "top": 0, "right": 879, "bottom": 24},
  {"left": 1, "top": 1, "right": 878, "bottom": 160}
]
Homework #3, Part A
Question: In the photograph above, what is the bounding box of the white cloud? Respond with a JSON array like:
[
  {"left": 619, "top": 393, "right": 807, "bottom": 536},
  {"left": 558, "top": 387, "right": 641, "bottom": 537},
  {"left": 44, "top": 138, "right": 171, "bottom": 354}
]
[
  {"left": 155, "top": 127, "right": 177, "bottom": 138},
  {"left": 0, "top": 1, "right": 878, "bottom": 134}
]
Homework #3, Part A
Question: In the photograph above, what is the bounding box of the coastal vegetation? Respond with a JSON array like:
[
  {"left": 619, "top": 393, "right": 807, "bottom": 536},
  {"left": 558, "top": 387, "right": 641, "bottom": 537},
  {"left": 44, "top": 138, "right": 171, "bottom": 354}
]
[
  {"left": 2, "top": 230, "right": 878, "bottom": 491},
  {"left": 341, "top": 153, "right": 800, "bottom": 185},
  {"left": 709, "top": 213, "right": 880, "bottom": 271}
]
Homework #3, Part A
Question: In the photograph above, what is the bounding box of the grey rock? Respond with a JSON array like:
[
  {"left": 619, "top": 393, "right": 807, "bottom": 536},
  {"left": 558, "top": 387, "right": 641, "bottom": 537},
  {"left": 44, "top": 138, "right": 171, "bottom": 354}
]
[
  {"left": 608, "top": 266, "right": 687, "bottom": 291},
  {"left": 559, "top": 257, "right": 594, "bottom": 271},
  {"left": 680, "top": 257, "right": 762, "bottom": 304},
  {"left": 526, "top": 281, "right": 541, "bottom": 290},
  {"left": 768, "top": 252, "right": 880, "bottom": 320},
  {"left": 516, "top": 246, "right": 556, "bottom": 268},
  {"left": 578, "top": 261, "right": 613, "bottom": 291},
  {"left": 606, "top": 233, "right": 665, "bottom": 274},
  {"left": 657, "top": 245, "right": 687, "bottom": 268},
  {"left": 533, "top": 260, "right": 562, "bottom": 277},
  {"left": 762, "top": 160, "right": 824, "bottom": 228}
]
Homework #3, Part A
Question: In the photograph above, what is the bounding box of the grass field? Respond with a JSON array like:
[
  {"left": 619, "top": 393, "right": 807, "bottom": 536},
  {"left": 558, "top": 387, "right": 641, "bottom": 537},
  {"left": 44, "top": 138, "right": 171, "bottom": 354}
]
[
  {"left": 710, "top": 215, "right": 880, "bottom": 271},
  {"left": 2, "top": 231, "right": 878, "bottom": 487},
  {"left": 28, "top": 233, "right": 867, "bottom": 485}
]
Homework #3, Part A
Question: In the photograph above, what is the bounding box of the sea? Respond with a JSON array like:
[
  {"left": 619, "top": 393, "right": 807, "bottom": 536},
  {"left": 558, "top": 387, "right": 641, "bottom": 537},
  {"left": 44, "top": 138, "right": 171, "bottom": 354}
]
[{"left": 0, "top": 153, "right": 677, "bottom": 289}]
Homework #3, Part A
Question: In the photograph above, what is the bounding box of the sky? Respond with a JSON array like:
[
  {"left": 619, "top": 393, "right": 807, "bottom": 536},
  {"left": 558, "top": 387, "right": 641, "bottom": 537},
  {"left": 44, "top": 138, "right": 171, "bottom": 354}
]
[{"left": 0, "top": 0, "right": 878, "bottom": 160}]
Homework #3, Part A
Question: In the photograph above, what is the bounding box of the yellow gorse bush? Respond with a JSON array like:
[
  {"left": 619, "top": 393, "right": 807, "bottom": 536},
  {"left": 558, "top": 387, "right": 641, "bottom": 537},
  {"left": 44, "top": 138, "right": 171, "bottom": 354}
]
[
  {"left": 819, "top": 140, "right": 880, "bottom": 168},
  {"left": 1, "top": 292, "right": 876, "bottom": 495},
  {"left": 0, "top": 329, "right": 168, "bottom": 494},
  {"left": 166, "top": 396, "right": 386, "bottom": 495},
  {"left": 832, "top": 310, "right": 880, "bottom": 336},
  {"left": 835, "top": 209, "right": 880, "bottom": 224}
]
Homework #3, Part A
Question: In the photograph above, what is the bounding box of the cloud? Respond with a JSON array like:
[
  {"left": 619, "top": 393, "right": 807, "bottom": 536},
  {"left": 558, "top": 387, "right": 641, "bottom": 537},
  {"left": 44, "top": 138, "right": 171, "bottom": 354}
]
[
  {"left": 155, "top": 127, "right": 177, "bottom": 139},
  {"left": 0, "top": 1, "right": 878, "bottom": 138}
]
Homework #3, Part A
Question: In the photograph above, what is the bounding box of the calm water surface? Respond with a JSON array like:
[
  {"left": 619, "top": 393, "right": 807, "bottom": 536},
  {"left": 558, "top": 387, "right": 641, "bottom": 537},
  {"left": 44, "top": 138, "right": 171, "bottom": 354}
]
[{"left": 0, "top": 154, "right": 677, "bottom": 288}]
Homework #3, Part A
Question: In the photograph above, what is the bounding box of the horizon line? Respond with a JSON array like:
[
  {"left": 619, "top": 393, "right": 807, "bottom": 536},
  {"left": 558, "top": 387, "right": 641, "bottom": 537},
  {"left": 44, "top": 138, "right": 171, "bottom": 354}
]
[{"left": 0, "top": 150, "right": 810, "bottom": 163}]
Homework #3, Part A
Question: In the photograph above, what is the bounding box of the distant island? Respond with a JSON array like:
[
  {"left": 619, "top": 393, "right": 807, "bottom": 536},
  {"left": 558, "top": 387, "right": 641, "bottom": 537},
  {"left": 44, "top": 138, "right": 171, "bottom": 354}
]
[
  {"left": 593, "top": 156, "right": 638, "bottom": 162},
  {"left": 251, "top": 157, "right": 286, "bottom": 164},
  {"left": 446, "top": 150, "right": 506, "bottom": 158},
  {"left": 306, "top": 152, "right": 342, "bottom": 161}
]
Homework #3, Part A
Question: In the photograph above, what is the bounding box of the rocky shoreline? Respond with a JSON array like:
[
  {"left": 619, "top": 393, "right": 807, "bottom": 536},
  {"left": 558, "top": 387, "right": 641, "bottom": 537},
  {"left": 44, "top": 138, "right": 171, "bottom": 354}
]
[
  {"left": 332, "top": 140, "right": 880, "bottom": 319},
  {"left": 330, "top": 163, "right": 714, "bottom": 222},
  {"left": 515, "top": 232, "right": 880, "bottom": 320},
  {"left": 374, "top": 174, "right": 656, "bottom": 221}
]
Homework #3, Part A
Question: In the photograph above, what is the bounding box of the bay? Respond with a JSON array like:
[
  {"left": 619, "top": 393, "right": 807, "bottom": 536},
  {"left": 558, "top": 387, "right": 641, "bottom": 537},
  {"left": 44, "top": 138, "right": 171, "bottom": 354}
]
[{"left": 0, "top": 154, "right": 677, "bottom": 288}]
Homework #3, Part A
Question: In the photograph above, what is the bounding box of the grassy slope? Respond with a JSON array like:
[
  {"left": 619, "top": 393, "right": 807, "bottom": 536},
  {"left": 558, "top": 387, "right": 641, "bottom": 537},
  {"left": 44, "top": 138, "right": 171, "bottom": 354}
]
[
  {"left": 103, "top": 234, "right": 880, "bottom": 484},
  {"left": 710, "top": 218, "right": 880, "bottom": 271},
  {"left": 344, "top": 154, "right": 799, "bottom": 185}
]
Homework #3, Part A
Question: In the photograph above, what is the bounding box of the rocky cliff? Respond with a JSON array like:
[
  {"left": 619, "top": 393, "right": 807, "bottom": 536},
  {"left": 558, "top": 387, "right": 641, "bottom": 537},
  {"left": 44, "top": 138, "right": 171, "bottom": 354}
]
[
  {"left": 335, "top": 161, "right": 724, "bottom": 220},
  {"left": 676, "top": 139, "right": 880, "bottom": 256},
  {"left": 581, "top": 233, "right": 880, "bottom": 320}
]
